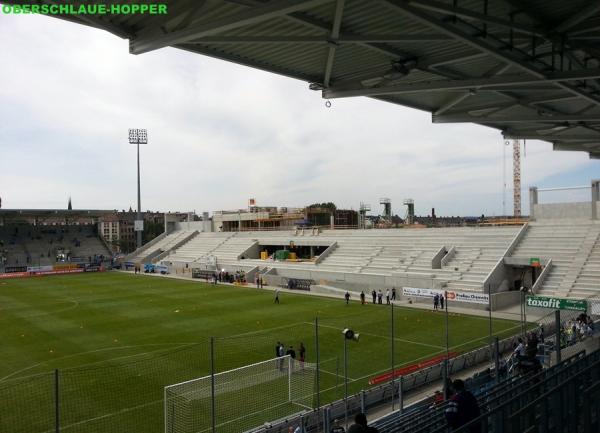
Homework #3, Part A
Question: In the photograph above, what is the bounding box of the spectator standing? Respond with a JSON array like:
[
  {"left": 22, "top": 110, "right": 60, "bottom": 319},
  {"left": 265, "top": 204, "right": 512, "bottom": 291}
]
[
  {"left": 433, "top": 293, "right": 440, "bottom": 310},
  {"left": 371, "top": 290, "right": 377, "bottom": 304},
  {"left": 255, "top": 275, "right": 260, "bottom": 288},
  {"left": 286, "top": 345, "right": 296, "bottom": 370},
  {"left": 440, "top": 293, "right": 445, "bottom": 310},
  {"left": 275, "top": 341, "right": 282, "bottom": 359},
  {"left": 330, "top": 419, "right": 345, "bottom": 433},
  {"left": 348, "top": 413, "right": 379, "bottom": 433},
  {"left": 378, "top": 290, "right": 383, "bottom": 304},
  {"left": 299, "top": 342, "right": 306, "bottom": 368},
  {"left": 514, "top": 338, "right": 525, "bottom": 358},
  {"left": 360, "top": 291, "right": 366, "bottom": 305},
  {"left": 260, "top": 277, "right": 264, "bottom": 288},
  {"left": 386, "top": 289, "right": 390, "bottom": 305},
  {"left": 345, "top": 291, "right": 351, "bottom": 305},
  {"left": 278, "top": 342, "right": 285, "bottom": 371},
  {"left": 391, "top": 287, "right": 396, "bottom": 301},
  {"left": 445, "top": 379, "right": 481, "bottom": 433}
]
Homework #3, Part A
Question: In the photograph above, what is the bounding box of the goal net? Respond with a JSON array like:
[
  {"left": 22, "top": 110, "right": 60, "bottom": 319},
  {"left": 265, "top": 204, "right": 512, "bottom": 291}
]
[{"left": 164, "top": 355, "right": 316, "bottom": 433}]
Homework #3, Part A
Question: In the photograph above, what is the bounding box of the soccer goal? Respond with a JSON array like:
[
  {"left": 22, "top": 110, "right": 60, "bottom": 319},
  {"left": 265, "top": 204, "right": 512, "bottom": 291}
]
[{"left": 164, "top": 355, "right": 316, "bottom": 433}]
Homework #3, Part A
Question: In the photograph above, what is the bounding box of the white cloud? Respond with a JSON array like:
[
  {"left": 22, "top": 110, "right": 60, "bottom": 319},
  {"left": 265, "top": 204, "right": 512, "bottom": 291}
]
[{"left": 0, "top": 13, "right": 597, "bottom": 216}]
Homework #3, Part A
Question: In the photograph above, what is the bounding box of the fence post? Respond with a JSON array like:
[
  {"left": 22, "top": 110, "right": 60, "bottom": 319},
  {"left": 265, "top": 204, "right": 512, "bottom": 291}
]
[
  {"left": 210, "top": 337, "right": 216, "bottom": 433},
  {"left": 54, "top": 369, "right": 60, "bottom": 433},
  {"left": 488, "top": 284, "right": 493, "bottom": 362},
  {"left": 360, "top": 390, "right": 366, "bottom": 414},
  {"left": 494, "top": 337, "right": 500, "bottom": 383},
  {"left": 555, "top": 310, "right": 561, "bottom": 364},
  {"left": 343, "top": 336, "right": 348, "bottom": 429},
  {"left": 390, "top": 302, "right": 395, "bottom": 411},
  {"left": 324, "top": 407, "right": 331, "bottom": 433},
  {"left": 398, "top": 376, "right": 403, "bottom": 413},
  {"left": 442, "top": 359, "right": 448, "bottom": 400},
  {"left": 315, "top": 317, "right": 321, "bottom": 411}
]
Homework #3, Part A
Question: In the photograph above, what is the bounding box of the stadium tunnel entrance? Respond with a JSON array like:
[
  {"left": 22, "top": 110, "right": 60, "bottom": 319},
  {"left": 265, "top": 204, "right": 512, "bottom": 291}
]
[
  {"left": 504, "top": 257, "right": 550, "bottom": 292},
  {"left": 239, "top": 242, "right": 330, "bottom": 261}
]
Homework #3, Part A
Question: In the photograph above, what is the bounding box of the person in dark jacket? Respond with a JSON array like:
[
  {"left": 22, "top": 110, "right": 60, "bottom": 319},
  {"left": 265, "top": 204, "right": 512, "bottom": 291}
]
[
  {"left": 445, "top": 379, "right": 481, "bottom": 432},
  {"left": 348, "top": 413, "right": 379, "bottom": 433}
]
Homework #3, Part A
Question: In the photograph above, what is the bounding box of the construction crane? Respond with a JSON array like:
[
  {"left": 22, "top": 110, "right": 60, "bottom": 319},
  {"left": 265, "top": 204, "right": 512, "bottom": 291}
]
[
  {"left": 504, "top": 139, "right": 521, "bottom": 218},
  {"left": 513, "top": 139, "right": 521, "bottom": 218}
]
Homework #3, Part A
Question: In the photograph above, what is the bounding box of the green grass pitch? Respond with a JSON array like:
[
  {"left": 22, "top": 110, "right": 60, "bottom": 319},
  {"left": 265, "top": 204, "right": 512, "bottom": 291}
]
[{"left": 0, "top": 272, "right": 520, "bottom": 433}]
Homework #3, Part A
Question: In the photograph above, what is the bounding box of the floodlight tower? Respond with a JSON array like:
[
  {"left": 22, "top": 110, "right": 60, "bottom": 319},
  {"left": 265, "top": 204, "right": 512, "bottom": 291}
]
[{"left": 128, "top": 128, "right": 147, "bottom": 250}]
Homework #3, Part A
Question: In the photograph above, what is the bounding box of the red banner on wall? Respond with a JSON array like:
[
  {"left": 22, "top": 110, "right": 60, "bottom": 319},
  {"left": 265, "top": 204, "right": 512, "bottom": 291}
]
[{"left": 368, "top": 352, "right": 459, "bottom": 385}]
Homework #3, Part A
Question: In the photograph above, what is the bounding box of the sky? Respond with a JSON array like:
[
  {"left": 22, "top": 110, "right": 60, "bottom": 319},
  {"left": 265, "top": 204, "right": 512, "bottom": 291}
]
[{"left": 0, "top": 13, "right": 598, "bottom": 217}]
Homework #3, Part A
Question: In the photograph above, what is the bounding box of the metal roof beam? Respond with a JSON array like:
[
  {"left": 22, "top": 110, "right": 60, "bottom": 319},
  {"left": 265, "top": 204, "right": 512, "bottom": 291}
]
[
  {"left": 323, "top": 69, "right": 600, "bottom": 99},
  {"left": 408, "top": 0, "right": 544, "bottom": 36},
  {"left": 323, "top": 0, "right": 345, "bottom": 88},
  {"left": 503, "top": 132, "right": 600, "bottom": 141},
  {"left": 449, "top": 94, "right": 579, "bottom": 114},
  {"left": 434, "top": 92, "right": 473, "bottom": 115},
  {"left": 129, "top": 0, "right": 333, "bottom": 54},
  {"left": 556, "top": 3, "right": 600, "bottom": 34},
  {"left": 223, "top": 0, "right": 420, "bottom": 70},
  {"left": 177, "top": 44, "right": 321, "bottom": 83},
  {"left": 553, "top": 142, "right": 600, "bottom": 151},
  {"left": 383, "top": 0, "right": 600, "bottom": 107},
  {"left": 433, "top": 113, "right": 600, "bottom": 123},
  {"left": 189, "top": 34, "right": 452, "bottom": 44}
]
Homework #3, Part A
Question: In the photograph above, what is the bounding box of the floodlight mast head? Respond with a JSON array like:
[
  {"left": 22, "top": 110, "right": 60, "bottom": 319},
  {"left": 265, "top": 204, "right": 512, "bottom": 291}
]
[{"left": 128, "top": 128, "right": 148, "bottom": 144}]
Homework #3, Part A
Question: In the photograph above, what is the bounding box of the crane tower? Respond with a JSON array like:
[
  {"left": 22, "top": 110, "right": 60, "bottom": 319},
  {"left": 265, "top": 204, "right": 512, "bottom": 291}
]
[{"left": 513, "top": 140, "right": 521, "bottom": 218}]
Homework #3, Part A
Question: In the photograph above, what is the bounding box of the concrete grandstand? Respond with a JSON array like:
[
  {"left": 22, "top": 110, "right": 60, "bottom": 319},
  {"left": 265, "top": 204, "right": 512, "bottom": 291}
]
[{"left": 121, "top": 180, "right": 600, "bottom": 306}]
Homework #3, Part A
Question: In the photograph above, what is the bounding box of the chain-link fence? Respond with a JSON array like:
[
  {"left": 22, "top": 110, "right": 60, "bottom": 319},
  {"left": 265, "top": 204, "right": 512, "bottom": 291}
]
[{"left": 1, "top": 304, "right": 528, "bottom": 433}]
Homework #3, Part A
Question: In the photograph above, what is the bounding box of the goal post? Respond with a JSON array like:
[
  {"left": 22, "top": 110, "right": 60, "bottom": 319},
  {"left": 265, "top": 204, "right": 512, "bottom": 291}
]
[{"left": 164, "top": 355, "right": 316, "bottom": 433}]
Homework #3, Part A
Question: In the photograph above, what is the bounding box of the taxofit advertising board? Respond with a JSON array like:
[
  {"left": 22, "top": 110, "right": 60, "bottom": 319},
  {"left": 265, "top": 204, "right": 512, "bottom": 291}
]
[
  {"left": 526, "top": 295, "right": 587, "bottom": 312},
  {"left": 402, "top": 287, "right": 489, "bottom": 304}
]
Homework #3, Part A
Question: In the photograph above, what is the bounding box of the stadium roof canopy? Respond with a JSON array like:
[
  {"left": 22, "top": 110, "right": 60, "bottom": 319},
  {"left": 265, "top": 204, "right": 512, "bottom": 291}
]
[{"left": 8, "top": 0, "right": 600, "bottom": 158}]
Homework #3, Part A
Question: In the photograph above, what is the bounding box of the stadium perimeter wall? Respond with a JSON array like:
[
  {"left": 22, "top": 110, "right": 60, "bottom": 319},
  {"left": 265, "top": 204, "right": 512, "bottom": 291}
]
[{"left": 533, "top": 202, "right": 594, "bottom": 220}]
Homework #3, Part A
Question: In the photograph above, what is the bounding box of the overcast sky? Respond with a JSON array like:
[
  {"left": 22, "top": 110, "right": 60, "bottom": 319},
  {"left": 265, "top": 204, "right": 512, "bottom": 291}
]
[{"left": 0, "top": 13, "right": 598, "bottom": 217}]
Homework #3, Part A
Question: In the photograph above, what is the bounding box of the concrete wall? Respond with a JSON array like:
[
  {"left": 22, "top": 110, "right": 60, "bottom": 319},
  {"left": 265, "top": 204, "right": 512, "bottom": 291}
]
[
  {"left": 175, "top": 221, "right": 206, "bottom": 232},
  {"left": 238, "top": 241, "right": 260, "bottom": 259},
  {"left": 534, "top": 202, "right": 591, "bottom": 220},
  {"left": 550, "top": 335, "right": 600, "bottom": 366},
  {"left": 272, "top": 267, "right": 441, "bottom": 293},
  {"left": 491, "top": 290, "right": 522, "bottom": 310},
  {"left": 440, "top": 246, "right": 455, "bottom": 267},
  {"left": 431, "top": 246, "right": 446, "bottom": 269},
  {"left": 483, "top": 223, "right": 528, "bottom": 293}
]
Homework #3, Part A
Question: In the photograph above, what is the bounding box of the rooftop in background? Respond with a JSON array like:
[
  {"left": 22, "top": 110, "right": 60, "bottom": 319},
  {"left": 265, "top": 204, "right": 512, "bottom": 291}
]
[{"left": 5, "top": 0, "right": 599, "bottom": 158}]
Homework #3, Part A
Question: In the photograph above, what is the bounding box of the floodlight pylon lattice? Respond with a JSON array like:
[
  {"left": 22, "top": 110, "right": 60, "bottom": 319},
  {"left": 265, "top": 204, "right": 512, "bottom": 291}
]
[{"left": 164, "top": 355, "right": 316, "bottom": 433}]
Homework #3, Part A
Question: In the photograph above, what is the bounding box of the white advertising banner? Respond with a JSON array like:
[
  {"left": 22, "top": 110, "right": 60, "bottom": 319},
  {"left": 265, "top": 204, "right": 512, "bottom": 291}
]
[
  {"left": 403, "top": 287, "right": 489, "bottom": 305},
  {"left": 402, "top": 287, "right": 441, "bottom": 299}
]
